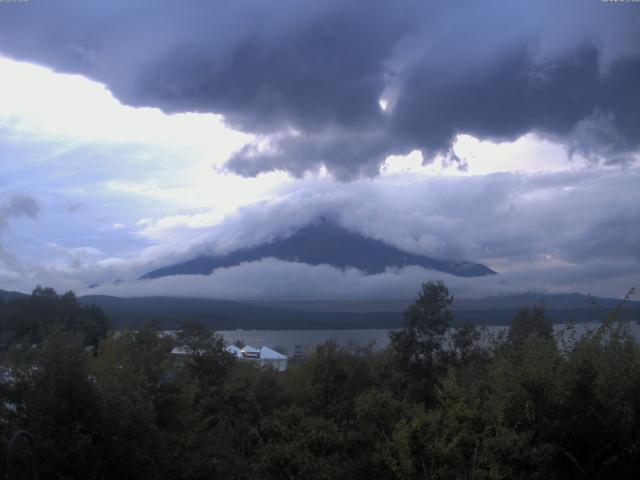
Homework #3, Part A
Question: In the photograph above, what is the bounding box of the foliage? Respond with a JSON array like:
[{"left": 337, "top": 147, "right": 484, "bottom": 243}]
[
  {"left": 1, "top": 284, "right": 640, "bottom": 479},
  {"left": 508, "top": 304, "right": 553, "bottom": 347},
  {"left": 389, "top": 280, "right": 454, "bottom": 404},
  {"left": 0, "top": 286, "right": 110, "bottom": 347}
]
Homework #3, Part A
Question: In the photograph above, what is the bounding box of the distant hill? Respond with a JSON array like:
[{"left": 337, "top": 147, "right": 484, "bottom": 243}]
[
  {"left": 0, "top": 289, "right": 28, "bottom": 303},
  {"left": 250, "top": 292, "right": 640, "bottom": 313},
  {"left": 77, "top": 292, "right": 640, "bottom": 331},
  {"left": 3, "top": 289, "right": 637, "bottom": 330},
  {"left": 452, "top": 292, "right": 638, "bottom": 310},
  {"left": 77, "top": 295, "right": 401, "bottom": 330},
  {"left": 142, "top": 220, "right": 496, "bottom": 279}
]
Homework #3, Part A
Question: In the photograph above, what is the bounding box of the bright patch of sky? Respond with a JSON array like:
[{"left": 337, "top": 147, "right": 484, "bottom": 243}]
[{"left": 380, "top": 135, "right": 582, "bottom": 177}]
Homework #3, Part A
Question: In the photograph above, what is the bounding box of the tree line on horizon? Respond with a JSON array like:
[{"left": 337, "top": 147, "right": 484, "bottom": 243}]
[{"left": 1, "top": 282, "right": 639, "bottom": 479}]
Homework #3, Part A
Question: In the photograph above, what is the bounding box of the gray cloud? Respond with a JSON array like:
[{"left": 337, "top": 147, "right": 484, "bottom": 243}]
[
  {"left": 1, "top": 1, "right": 639, "bottom": 178},
  {"left": 80, "top": 167, "right": 636, "bottom": 298},
  {"left": 89, "top": 257, "right": 639, "bottom": 301},
  {"left": 0, "top": 194, "right": 39, "bottom": 232},
  {"left": 3, "top": 166, "right": 637, "bottom": 299},
  {"left": 188, "top": 168, "right": 640, "bottom": 268},
  {"left": 0, "top": 194, "right": 39, "bottom": 274}
]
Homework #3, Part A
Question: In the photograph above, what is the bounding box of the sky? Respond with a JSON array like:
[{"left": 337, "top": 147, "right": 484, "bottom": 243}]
[{"left": 0, "top": 0, "right": 638, "bottom": 300}]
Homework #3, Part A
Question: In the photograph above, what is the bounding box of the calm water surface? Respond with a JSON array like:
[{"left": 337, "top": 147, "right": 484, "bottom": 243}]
[{"left": 217, "top": 322, "right": 640, "bottom": 356}]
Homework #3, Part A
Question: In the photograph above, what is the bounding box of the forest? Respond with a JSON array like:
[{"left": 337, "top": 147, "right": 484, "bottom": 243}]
[{"left": 1, "top": 282, "right": 639, "bottom": 479}]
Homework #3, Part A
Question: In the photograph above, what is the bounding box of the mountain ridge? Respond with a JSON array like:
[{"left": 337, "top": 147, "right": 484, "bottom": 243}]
[
  {"left": 77, "top": 292, "right": 640, "bottom": 329},
  {"left": 2, "top": 289, "right": 637, "bottom": 330},
  {"left": 142, "top": 220, "right": 496, "bottom": 279}
]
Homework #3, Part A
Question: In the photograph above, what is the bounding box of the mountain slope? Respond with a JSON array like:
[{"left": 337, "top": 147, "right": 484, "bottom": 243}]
[
  {"left": 249, "top": 292, "right": 640, "bottom": 313},
  {"left": 142, "top": 221, "right": 496, "bottom": 279},
  {"left": 77, "top": 292, "right": 640, "bottom": 330},
  {"left": 3, "top": 289, "right": 635, "bottom": 330},
  {"left": 251, "top": 292, "right": 640, "bottom": 316},
  {"left": 0, "top": 289, "right": 28, "bottom": 302},
  {"left": 78, "top": 295, "right": 402, "bottom": 330}
]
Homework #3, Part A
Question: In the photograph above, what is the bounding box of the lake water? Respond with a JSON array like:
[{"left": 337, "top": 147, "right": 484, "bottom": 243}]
[{"left": 217, "top": 321, "right": 640, "bottom": 357}]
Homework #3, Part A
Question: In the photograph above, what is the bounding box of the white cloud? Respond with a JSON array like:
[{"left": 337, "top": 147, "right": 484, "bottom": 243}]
[
  {"left": 380, "top": 134, "right": 581, "bottom": 177},
  {"left": 0, "top": 56, "right": 251, "bottom": 161},
  {"left": 14, "top": 163, "right": 634, "bottom": 300},
  {"left": 87, "top": 257, "right": 638, "bottom": 301}
]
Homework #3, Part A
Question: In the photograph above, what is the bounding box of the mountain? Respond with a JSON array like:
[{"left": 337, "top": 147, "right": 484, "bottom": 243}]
[
  {"left": 77, "top": 292, "right": 640, "bottom": 331},
  {"left": 2, "top": 288, "right": 636, "bottom": 330},
  {"left": 0, "top": 289, "right": 28, "bottom": 302},
  {"left": 78, "top": 295, "right": 402, "bottom": 330},
  {"left": 142, "top": 220, "right": 496, "bottom": 279},
  {"left": 249, "top": 292, "right": 640, "bottom": 327},
  {"left": 251, "top": 293, "right": 631, "bottom": 313}
]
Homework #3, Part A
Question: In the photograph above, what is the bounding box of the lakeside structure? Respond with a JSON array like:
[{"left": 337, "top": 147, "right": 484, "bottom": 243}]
[
  {"left": 170, "top": 343, "right": 289, "bottom": 372},
  {"left": 226, "top": 344, "right": 288, "bottom": 372}
]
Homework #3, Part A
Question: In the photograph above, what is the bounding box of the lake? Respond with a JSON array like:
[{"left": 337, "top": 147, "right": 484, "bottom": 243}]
[{"left": 217, "top": 321, "right": 640, "bottom": 357}]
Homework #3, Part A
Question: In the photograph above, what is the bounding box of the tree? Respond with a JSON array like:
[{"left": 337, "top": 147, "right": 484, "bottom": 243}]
[
  {"left": 508, "top": 305, "right": 553, "bottom": 348},
  {"left": 451, "top": 321, "right": 482, "bottom": 363},
  {"left": 10, "top": 327, "right": 103, "bottom": 478},
  {"left": 389, "top": 280, "right": 454, "bottom": 403},
  {"left": 0, "top": 287, "right": 110, "bottom": 347},
  {"left": 177, "top": 320, "right": 236, "bottom": 396},
  {"left": 90, "top": 326, "right": 188, "bottom": 479}
]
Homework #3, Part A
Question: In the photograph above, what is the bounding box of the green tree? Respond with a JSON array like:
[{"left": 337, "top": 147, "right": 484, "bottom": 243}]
[
  {"left": 90, "top": 326, "right": 191, "bottom": 479},
  {"left": 10, "top": 327, "right": 103, "bottom": 479},
  {"left": 508, "top": 305, "right": 553, "bottom": 348},
  {"left": 0, "top": 287, "right": 110, "bottom": 347},
  {"left": 389, "top": 280, "right": 454, "bottom": 403},
  {"left": 177, "top": 320, "right": 236, "bottom": 397}
]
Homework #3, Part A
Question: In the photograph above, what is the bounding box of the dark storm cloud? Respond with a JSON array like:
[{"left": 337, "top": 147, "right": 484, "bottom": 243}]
[
  {"left": 1, "top": 0, "right": 639, "bottom": 177},
  {"left": 394, "top": 45, "right": 640, "bottom": 163},
  {"left": 226, "top": 128, "right": 397, "bottom": 179}
]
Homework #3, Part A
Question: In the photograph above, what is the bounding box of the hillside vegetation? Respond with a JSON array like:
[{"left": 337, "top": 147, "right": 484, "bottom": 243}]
[{"left": 1, "top": 282, "right": 639, "bottom": 479}]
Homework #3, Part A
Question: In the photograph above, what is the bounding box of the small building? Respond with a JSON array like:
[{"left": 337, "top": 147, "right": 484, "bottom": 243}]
[
  {"left": 240, "top": 345, "right": 261, "bottom": 359},
  {"left": 224, "top": 344, "right": 288, "bottom": 371},
  {"left": 259, "top": 346, "right": 288, "bottom": 372},
  {"left": 226, "top": 344, "right": 243, "bottom": 358},
  {"left": 171, "top": 343, "right": 288, "bottom": 371},
  {"left": 170, "top": 345, "right": 194, "bottom": 356},
  {"left": 292, "top": 344, "right": 309, "bottom": 362}
]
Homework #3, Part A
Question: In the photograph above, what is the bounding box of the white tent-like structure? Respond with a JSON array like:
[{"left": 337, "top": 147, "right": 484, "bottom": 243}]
[
  {"left": 240, "top": 345, "right": 260, "bottom": 358},
  {"left": 172, "top": 343, "right": 288, "bottom": 371},
  {"left": 259, "top": 347, "right": 288, "bottom": 371},
  {"left": 170, "top": 345, "right": 193, "bottom": 356},
  {"left": 260, "top": 346, "right": 287, "bottom": 360},
  {"left": 226, "top": 345, "right": 243, "bottom": 358}
]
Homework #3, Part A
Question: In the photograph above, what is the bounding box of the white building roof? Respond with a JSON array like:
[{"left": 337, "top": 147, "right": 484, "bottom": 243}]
[
  {"left": 226, "top": 345, "right": 244, "bottom": 358},
  {"left": 241, "top": 345, "right": 260, "bottom": 354},
  {"left": 170, "top": 345, "right": 193, "bottom": 355},
  {"left": 260, "top": 346, "right": 287, "bottom": 360}
]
